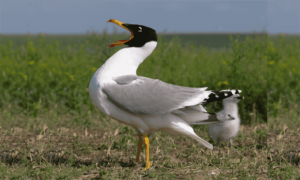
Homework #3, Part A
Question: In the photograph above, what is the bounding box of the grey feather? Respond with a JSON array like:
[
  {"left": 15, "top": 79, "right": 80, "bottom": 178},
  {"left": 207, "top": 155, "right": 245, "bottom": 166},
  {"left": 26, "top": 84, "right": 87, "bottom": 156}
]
[
  {"left": 188, "top": 114, "right": 235, "bottom": 125},
  {"left": 173, "top": 107, "right": 235, "bottom": 125},
  {"left": 103, "top": 75, "right": 206, "bottom": 115},
  {"left": 113, "top": 75, "right": 138, "bottom": 85}
]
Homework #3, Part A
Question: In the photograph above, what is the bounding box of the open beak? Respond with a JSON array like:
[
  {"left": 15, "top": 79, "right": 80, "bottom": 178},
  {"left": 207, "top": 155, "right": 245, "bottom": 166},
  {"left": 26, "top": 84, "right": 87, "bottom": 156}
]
[
  {"left": 237, "top": 96, "right": 244, "bottom": 100},
  {"left": 107, "top": 19, "right": 134, "bottom": 48}
]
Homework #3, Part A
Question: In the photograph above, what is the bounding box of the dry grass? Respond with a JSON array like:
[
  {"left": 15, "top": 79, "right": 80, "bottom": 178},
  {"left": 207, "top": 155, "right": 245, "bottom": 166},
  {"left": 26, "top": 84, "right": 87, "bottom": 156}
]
[
  {"left": 267, "top": 105, "right": 300, "bottom": 179},
  {"left": 1, "top": 112, "right": 269, "bottom": 179}
]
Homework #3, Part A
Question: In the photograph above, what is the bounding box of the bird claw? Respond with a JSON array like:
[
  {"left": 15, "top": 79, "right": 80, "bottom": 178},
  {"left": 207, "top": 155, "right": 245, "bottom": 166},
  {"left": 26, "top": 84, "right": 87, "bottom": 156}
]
[{"left": 143, "top": 162, "right": 151, "bottom": 170}]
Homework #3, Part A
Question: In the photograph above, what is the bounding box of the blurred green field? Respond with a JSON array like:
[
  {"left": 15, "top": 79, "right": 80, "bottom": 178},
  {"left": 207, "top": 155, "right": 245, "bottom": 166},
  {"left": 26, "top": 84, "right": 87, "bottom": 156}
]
[
  {"left": 266, "top": 34, "right": 300, "bottom": 179},
  {"left": 1, "top": 33, "right": 300, "bottom": 179},
  {"left": 0, "top": 33, "right": 267, "bottom": 126},
  {"left": 0, "top": 33, "right": 266, "bottom": 48},
  {"left": 267, "top": 35, "right": 300, "bottom": 117}
]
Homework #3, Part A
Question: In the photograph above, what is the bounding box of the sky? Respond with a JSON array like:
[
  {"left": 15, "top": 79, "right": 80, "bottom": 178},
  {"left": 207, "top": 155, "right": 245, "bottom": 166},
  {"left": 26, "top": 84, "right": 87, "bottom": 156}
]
[{"left": 0, "top": 0, "right": 299, "bottom": 34}]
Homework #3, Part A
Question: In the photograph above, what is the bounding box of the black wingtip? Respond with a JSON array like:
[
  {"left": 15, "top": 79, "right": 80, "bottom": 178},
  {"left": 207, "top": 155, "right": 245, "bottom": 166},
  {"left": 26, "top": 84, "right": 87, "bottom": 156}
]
[{"left": 202, "top": 89, "right": 242, "bottom": 104}]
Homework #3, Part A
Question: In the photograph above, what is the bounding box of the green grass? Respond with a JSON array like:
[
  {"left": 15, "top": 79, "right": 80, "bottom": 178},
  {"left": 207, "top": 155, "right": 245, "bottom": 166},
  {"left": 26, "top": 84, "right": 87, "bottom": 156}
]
[
  {"left": 0, "top": 33, "right": 267, "bottom": 123},
  {"left": 0, "top": 33, "right": 266, "bottom": 49},
  {"left": 269, "top": 34, "right": 300, "bottom": 46},
  {"left": 267, "top": 35, "right": 300, "bottom": 117},
  {"left": 267, "top": 35, "right": 300, "bottom": 179},
  {"left": 161, "top": 33, "right": 266, "bottom": 48},
  {"left": 268, "top": 101, "right": 300, "bottom": 179},
  {"left": 1, "top": 33, "right": 299, "bottom": 179}
]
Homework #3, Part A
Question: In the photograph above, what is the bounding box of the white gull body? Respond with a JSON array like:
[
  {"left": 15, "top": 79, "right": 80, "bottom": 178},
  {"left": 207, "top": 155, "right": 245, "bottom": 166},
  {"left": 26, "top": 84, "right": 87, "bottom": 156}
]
[
  {"left": 209, "top": 94, "right": 242, "bottom": 147},
  {"left": 89, "top": 41, "right": 232, "bottom": 149}
]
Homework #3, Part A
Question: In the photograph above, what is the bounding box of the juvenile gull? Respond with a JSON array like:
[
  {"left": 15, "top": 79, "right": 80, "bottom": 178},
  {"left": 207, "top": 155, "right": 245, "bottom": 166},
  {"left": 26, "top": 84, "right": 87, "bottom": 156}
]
[
  {"left": 209, "top": 93, "right": 244, "bottom": 148},
  {"left": 89, "top": 19, "right": 241, "bottom": 170}
]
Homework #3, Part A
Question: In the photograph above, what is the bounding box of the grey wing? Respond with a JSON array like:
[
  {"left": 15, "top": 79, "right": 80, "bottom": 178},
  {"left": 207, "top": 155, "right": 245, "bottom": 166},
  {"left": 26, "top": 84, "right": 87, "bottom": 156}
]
[{"left": 102, "top": 75, "right": 209, "bottom": 115}]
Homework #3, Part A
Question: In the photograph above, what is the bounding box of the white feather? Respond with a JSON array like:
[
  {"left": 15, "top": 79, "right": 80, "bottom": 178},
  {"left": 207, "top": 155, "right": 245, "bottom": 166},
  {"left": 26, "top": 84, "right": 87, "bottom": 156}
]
[
  {"left": 209, "top": 95, "right": 242, "bottom": 146},
  {"left": 89, "top": 41, "right": 219, "bottom": 149}
]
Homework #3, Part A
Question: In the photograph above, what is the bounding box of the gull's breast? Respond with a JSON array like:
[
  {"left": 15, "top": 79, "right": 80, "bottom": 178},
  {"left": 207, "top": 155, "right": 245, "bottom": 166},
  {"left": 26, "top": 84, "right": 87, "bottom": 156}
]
[{"left": 89, "top": 68, "right": 110, "bottom": 116}]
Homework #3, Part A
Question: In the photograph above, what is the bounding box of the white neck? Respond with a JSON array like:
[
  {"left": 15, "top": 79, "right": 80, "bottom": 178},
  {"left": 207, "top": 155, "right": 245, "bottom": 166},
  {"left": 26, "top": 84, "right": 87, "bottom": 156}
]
[
  {"left": 222, "top": 101, "right": 239, "bottom": 117},
  {"left": 98, "top": 41, "right": 157, "bottom": 79}
]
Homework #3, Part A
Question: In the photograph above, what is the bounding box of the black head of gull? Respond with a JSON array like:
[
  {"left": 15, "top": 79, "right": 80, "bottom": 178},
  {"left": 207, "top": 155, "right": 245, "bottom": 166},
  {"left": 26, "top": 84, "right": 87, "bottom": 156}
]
[{"left": 107, "top": 19, "right": 157, "bottom": 48}]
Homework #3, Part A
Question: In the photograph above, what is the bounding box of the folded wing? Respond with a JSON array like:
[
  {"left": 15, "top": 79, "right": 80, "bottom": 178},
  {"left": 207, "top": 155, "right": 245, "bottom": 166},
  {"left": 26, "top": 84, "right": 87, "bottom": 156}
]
[{"left": 102, "top": 75, "right": 210, "bottom": 115}]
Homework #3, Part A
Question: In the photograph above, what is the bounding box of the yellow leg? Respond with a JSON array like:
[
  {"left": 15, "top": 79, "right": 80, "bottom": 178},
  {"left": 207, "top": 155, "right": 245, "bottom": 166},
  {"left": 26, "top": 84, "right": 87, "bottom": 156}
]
[
  {"left": 136, "top": 135, "right": 143, "bottom": 163},
  {"left": 143, "top": 133, "right": 151, "bottom": 170}
]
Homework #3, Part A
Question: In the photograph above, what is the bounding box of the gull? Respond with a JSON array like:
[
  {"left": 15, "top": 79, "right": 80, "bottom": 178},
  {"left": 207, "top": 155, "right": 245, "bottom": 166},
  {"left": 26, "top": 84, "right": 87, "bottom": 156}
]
[
  {"left": 209, "top": 93, "right": 244, "bottom": 148},
  {"left": 89, "top": 19, "right": 241, "bottom": 170}
]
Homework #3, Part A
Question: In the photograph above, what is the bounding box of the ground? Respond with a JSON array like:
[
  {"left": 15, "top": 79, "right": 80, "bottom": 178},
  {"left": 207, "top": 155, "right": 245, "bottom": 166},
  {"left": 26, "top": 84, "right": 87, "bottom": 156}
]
[
  {"left": 1, "top": 113, "right": 300, "bottom": 179},
  {"left": 1, "top": 113, "right": 271, "bottom": 179}
]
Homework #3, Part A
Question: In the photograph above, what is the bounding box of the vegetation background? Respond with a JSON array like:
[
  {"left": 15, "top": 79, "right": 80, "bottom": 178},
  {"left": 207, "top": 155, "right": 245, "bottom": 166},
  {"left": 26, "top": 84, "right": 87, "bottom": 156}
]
[
  {"left": 0, "top": 33, "right": 267, "bottom": 124},
  {"left": 0, "top": 33, "right": 299, "bottom": 179}
]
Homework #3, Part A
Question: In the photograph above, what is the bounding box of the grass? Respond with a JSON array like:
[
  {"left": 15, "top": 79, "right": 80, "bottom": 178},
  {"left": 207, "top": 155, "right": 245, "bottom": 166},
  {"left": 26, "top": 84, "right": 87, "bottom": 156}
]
[
  {"left": 161, "top": 33, "right": 266, "bottom": 48},
  {"left": 0, "top": 33, "right": 266, "bottom": 49},
  {"left": 268, "top": 102, "right": 300, "bottom": 179},
  {"left": 267, "top": 36, "right": 300, "bottom": 117},
  {"left": 266, "top": 34, "right": 300, "bottom": 179},
  {"left": 1, "top": 112, "right": 268, "bottom": 179},
  {"left": 0, "top": 33, "right": 267, "bottom": 123},
  {"left": 0, "top": 33, "right": 299, "bottom": 179}
]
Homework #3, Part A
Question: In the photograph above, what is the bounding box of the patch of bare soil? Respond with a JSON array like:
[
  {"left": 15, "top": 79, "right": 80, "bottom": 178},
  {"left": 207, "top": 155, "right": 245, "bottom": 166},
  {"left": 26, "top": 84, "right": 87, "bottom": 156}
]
[{"left": 0, "top": 127, "right": 27, "bottom": 165}]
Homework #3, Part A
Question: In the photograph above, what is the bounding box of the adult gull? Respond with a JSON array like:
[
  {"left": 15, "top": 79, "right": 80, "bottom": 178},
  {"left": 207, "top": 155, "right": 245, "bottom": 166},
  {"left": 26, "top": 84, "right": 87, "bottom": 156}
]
[{"left": 89, "top": 19, "right": 241, "bottom": 170}]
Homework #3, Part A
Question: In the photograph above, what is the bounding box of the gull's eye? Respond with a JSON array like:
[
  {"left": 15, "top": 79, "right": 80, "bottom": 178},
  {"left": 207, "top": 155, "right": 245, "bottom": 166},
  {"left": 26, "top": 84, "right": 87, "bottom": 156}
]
[{"left": 138, "top": 27, "right": 142, "bottom": 32}]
